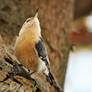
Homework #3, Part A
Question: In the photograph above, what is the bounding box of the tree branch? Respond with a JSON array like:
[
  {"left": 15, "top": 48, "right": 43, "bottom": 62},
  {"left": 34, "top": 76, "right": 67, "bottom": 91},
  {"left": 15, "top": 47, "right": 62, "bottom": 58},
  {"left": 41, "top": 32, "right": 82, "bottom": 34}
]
[{"left": 0, "top": 44, "right": 45, "bottom": 92}]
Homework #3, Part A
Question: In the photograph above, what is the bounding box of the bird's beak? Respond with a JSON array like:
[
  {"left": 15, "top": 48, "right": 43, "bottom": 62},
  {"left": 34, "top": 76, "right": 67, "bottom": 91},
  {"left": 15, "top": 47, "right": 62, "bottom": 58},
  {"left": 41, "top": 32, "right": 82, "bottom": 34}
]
[{"left": 34, "top": 8, "right": 39, "bottom": 18}]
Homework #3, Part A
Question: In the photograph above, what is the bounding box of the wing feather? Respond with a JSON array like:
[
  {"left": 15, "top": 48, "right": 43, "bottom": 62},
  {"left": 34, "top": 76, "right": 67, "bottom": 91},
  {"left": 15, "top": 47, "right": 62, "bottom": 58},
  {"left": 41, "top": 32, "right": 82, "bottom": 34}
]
[{"left": 35, "top": 37, "right": 50, "bottom": 70}]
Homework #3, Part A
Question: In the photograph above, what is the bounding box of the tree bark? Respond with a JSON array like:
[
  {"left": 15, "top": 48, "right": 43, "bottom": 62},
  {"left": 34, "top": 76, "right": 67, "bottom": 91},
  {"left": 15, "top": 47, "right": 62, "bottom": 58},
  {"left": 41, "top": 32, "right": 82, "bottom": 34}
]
[{"left": 0, "top": 0, "right": 73, "bottom": 92}]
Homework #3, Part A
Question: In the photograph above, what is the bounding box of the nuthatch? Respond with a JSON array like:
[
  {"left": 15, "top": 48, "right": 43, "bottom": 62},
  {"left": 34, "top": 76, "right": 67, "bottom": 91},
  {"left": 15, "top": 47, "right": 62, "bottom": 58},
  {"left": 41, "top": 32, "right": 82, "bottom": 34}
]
[{"left": 14, "top": 9, "right": 62, "bottom": 92}]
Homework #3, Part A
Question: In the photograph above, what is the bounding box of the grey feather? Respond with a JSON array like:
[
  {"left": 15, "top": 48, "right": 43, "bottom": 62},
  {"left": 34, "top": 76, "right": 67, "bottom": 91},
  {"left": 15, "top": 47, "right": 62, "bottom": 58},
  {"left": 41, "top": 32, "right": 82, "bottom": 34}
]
[{"left": 35, "top": 37, "right": 50, "bottom": 70}]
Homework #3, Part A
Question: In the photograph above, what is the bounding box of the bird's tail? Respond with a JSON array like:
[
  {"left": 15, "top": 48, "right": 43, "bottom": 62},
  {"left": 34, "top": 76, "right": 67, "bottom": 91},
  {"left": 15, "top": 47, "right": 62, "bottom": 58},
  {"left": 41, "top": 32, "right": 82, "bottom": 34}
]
[{"left": 46, "top": 72, "right": 63, "bottom": 92}]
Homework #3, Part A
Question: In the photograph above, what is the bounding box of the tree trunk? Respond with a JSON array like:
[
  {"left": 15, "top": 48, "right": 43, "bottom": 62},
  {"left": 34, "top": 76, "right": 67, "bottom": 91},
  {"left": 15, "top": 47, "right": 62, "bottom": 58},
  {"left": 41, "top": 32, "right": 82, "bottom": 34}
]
[{"left": 0, "top": 0, "right": 73, "bottom": 92}]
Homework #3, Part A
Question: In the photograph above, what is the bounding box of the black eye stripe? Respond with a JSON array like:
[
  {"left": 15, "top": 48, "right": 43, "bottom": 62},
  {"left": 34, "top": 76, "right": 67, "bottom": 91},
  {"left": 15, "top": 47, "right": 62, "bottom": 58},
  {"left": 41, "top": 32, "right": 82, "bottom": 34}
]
[{"left": 26, "top": 19, "right": 30, "bottom": 22}]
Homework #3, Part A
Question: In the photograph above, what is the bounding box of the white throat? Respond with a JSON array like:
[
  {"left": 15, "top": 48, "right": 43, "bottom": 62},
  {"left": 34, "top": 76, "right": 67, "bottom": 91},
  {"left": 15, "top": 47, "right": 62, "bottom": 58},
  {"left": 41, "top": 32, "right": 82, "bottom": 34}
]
[{"left": 19, "top": 18, "right": 41, "bottom": 37}]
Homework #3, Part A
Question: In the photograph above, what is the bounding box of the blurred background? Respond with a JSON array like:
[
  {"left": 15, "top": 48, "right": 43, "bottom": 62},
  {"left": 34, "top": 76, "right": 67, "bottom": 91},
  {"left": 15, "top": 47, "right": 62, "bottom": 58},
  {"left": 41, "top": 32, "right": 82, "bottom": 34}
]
[
  {"left": 74, "top": 0, "right": 92, "bottom": 19},
  {"left": 0, "top": 0, "right": 92, "bottom": 92}
]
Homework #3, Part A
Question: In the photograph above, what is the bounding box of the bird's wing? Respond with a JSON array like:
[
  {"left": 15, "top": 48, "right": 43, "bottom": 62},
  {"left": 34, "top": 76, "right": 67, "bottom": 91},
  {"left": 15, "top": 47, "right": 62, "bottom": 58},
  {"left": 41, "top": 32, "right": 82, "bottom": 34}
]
[
  {"left": 35, "top": 37, "right": 62, "bottom": 91},
  {"left": 35, "top": 37, "right": 50, "bottom": 70}
]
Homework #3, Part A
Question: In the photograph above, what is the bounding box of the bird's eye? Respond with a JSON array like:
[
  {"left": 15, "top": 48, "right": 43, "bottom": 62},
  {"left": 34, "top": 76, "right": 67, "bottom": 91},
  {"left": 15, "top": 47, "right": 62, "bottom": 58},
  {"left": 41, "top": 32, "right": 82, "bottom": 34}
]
[{"left": 26, "top": 18, "right": 31, "bottom": 22}]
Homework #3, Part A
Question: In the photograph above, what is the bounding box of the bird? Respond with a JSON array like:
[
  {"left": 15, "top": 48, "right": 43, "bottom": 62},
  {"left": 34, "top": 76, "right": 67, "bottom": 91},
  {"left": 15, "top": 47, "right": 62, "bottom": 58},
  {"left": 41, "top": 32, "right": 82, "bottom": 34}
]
[
  {"left": 64, "top": 15, "right": 92, "bottom": 92},
  {"left": 14, "top": 9, "right": 62, "bottom": 92}
]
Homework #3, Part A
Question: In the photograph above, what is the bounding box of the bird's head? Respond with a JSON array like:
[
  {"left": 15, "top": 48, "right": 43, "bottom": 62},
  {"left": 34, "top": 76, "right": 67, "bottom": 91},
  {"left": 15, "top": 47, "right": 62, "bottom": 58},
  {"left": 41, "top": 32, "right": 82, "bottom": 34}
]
[
  {"left": 23, "top": 8, "right": 39, "bottom": 27},
  {"left": 19, "top": 8, "right": 40, "bottom": 36}
]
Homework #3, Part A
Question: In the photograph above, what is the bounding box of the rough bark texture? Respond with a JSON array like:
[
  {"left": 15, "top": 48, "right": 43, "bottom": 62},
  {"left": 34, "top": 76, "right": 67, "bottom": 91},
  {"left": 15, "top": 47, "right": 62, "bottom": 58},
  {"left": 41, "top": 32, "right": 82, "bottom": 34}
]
[{"left": 0, "top": 0, "right": 73, "bottom": 92}]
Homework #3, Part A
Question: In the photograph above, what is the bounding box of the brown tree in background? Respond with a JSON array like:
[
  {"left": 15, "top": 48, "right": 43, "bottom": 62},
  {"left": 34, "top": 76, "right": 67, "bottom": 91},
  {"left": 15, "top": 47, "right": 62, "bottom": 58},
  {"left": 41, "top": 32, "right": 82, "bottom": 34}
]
[
  {"left": 74, "top": 0, "right": 92, "bottom": 19},
  {"left": 0, "top": 0, "right": 73, "bottom": 92}
]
